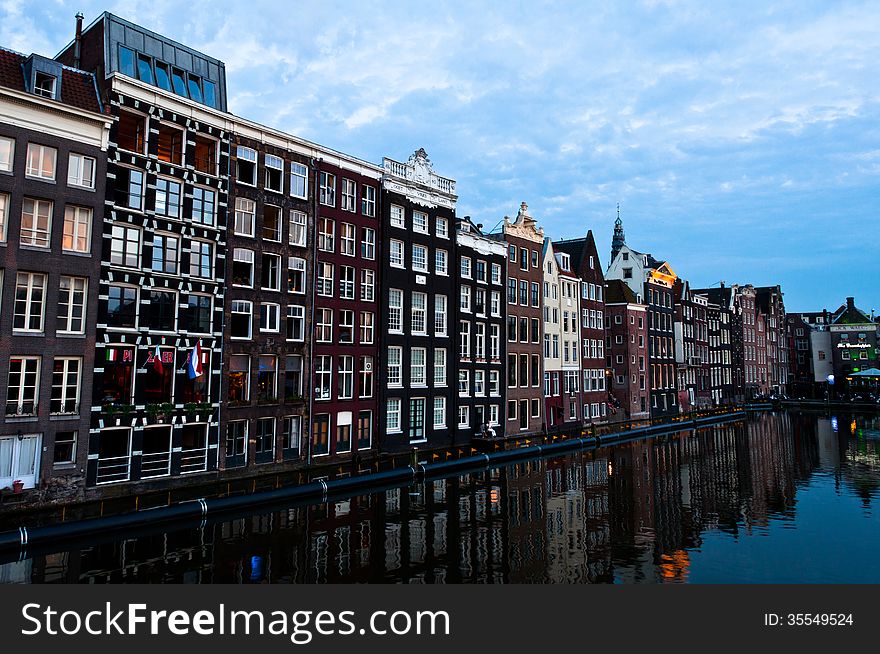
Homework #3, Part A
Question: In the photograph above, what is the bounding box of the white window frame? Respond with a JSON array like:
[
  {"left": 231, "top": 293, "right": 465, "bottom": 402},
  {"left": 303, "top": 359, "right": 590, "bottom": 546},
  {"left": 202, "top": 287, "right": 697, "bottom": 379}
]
[
  {"left": 412, "top": 291, "right": 427, "bottom": 335},
  {"left": 290, "top": 162, "right": 308, "bottom": 199},
  {"left": 57, "top": 276, "right": 87, "bottom": 335},
  {"left": 26, "top": 143, "right": 56, "bottom": 180},
  {"left": 412, "top": 244, "right": 428, "bottom": 272},
  {"left": 388, "top": 289, "right": 403, "bottom": 333},
  {"left": 434, "top": 348, "right": 447, "bottom": 386},
  {"left": 51, "top": 356, "right": 81, "bottom": 415},
  {"left": 412, "top": 210, "right": 428, "bottom": 234},
  {"left": 67, "top": 152, "right": 96, "bottom": 189},
  {"left": 13, "top": 272, "right": 46, "bottom": 333},
  {"left": 234, "top": 197, "right": 256, "bottom": 237},
  {"left": 390, "top": 204, "right": 405, "bottom": 228},
  {"left": 341, "top": 178, "right": 356, "bottom": 212},
  {"left": 62, "top": 205, "right": 92, "bottom": 253},
  {"left": 21, "top": 197, "right": 53, "bottom": 248},
  {"left": 0, "top": 135, "right": 13, "bottom": 173},
  {"left": 260, "top": 302, "right": 281, "bottom": 333},
  {"left": 390, "top": 239, "right": 405, "bottom": 268},
  {"left": 387, "top": 346, "right": 403, "bottom": 387}
]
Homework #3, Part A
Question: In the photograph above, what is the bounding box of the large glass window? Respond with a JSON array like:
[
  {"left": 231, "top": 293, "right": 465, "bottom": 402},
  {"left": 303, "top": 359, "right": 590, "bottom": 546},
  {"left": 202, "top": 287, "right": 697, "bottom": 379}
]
[
  {"left": 14, "top": 272, "right": 46, "bottom": 332},
  {"left": 236, "top": 146, "right": 257, "bottom": 186},
  {"left": 50, "top": 357, "right": 81, "bottom": 414},
  {"left": 0, "top": 192, "right": 7, "bottom": 242},
  {"left": 26, "top": 143, "right": 56, "bottom": 180},
  {"left": 361, "top": 185, "right": 376, "bottom": 217},
  {"left": 57, "top": 276, "right": 87, "bottom": 334},
  {"left": 192, "top": 187, "right": 216, "bottom": 225},
  {"left": 234, "top": 197, "right": 256, "bottom": 236},
  {"left": 147, "top": 290, "right": 177, "bottom": 331},
  {"left": 315, "top": 356, "right": 332, "bottom": 400},
  {"left": 110, "top": 224, "right": 140, "bottom": 268},
  {"left": 143, "top": 346, "right": 175, "bottom": 403},
  {"left": 117, "top": 111, "right": 146, "bottom": 153},
  {"left": 265, "top": 155, "right": 284, "bottom": 193},
  {"left": 62, "top": 205, "right": 92, "bottom": 253},
  {"left": 107, "top": 285, "right": 137, "bottom": 328},
  {"left": 284, "top": 355, "right": 303, "bottom": 399},
  {"left": 151, "top": 233, "right": 179, "bottom": 274},
  {"left": 68, "top": 153, "right": 96, "bottom": 188},
  {"left": 232, "top": 248, "right": 254, "bottom": 287},
  {"left": 6, "top": 356, "right": 40, "bottom": 417},
  {"left": 190, "top": 240, "right": 213, "bottom": 278},
  {"left": 289, "top": 210, "right": 307, "bottom": 246},
  {"left": 156, "top": 124, "right": 183, "bottom": 165},
  {"left": 286, "top": 305, "right": 305, "bottom": 341},
  {"left": 0, "top": 135, "right": 13, "bottom": 172},
  {"left": 256, "top": 355, "right": 277, "bottom": 402},
  {"left": 20, "top": 198, "right": 53, "bottom": 248},
  {"left": 228, "top": 355, "right": 250, "bottom": 403},
  {"left": 319, "top": 172, "right": 336, "bottom": 206},
  {"left": 230, "top": 300, "right": 252, "bottom": 339},
  {"left": 261, "top": 253, "right": 281, "bottom": 290},
  {"left": 155, "top": 178, "right": 182, "bottom": 217},
  {"left": 101, "top": 346, "right": 134, "bottom": 404},
  {"left": 263, "top": 205, "right": 282, "bottom": 241},
  {"left": 290, "top": 162, "right": 307, "bottom": 199}
]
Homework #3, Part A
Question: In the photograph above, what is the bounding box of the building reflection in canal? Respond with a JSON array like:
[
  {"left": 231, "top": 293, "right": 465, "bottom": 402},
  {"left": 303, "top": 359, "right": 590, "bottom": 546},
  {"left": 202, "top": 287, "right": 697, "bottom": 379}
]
[{"left": 5, "top": 412, "right": 880, "bottom": 584}]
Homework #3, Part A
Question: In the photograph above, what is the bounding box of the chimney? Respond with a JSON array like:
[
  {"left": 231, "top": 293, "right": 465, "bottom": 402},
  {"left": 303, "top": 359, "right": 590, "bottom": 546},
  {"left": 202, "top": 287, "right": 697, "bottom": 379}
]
[
  {"left": 846, "top": 296, "right": 855, "bottom": 311},
  {"left": 74, "top": 12, "right": 84, "bottom": 69}
]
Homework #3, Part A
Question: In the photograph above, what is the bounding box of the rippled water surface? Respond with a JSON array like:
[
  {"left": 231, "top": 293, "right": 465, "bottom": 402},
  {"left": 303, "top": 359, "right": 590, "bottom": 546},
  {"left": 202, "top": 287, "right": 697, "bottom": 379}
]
[{"left": 2, "top": 412, "right": 879, "bottom": 583}]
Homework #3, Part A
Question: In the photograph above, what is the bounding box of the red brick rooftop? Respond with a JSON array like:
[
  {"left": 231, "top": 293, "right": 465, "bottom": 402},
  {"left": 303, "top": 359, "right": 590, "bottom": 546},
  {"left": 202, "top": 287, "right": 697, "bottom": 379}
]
[{"left": 0, "top": 46, "right": 102, "bottom": 114}]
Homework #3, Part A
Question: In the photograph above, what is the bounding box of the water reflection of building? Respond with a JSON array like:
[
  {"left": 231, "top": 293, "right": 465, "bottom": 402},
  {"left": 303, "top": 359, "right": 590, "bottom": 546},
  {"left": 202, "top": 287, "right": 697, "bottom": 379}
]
[{"left": 8, "top": 412, "right": 880, "bottom": 583}]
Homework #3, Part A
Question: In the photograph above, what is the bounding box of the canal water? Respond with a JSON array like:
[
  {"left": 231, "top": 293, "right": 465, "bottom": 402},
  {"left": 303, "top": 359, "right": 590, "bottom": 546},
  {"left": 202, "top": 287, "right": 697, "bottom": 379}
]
[{"left": 2, "top": 411, "right": 879, "bottom": 583}]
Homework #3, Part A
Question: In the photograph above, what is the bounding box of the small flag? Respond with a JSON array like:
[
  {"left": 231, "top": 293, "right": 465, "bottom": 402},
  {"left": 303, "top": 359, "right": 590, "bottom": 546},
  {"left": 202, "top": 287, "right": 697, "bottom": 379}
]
[{"left": 187, "top": 341, "right": 204, "bottom": 380}]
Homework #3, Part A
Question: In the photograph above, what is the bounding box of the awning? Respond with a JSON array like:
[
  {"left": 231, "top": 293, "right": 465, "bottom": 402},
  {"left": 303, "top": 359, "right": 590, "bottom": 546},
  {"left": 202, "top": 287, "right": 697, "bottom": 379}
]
[{"left": 849, "top": 368, "right": 880, "bottom": 378}]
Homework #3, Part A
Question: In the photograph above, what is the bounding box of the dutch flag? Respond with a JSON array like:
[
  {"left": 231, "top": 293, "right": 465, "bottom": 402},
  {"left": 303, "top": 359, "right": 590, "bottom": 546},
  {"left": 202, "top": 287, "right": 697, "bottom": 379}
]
[{"left": 187, "top": 341, "right": 204, "bottom": 380}]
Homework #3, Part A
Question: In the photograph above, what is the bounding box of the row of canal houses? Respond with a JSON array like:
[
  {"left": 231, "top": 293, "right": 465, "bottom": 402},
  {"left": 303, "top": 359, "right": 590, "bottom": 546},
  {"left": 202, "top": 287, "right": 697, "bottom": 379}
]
[{"left": 0, "top": 13, "right": 787, "bottom": 505}]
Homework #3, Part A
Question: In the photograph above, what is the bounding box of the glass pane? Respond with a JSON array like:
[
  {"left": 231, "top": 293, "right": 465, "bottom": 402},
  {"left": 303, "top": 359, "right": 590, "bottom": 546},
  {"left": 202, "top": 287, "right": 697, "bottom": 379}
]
[
  {"left": 16, "top": 436, "right": 38, "bottom": 476},
  {"left": 171, "top": 69, "right": 188, "bottom": 97},
  {"left": 187, "top": 75, "right": 203, "bottom": 103},
  {"left": 155, "top": 62, "right": 172, "bottom": 91},
  {"left": 0, "top": 438, "right": 12, "bottom": 477},
  {"left": 137, "top": 55, "right": 154, "bottom": 84},
  {"left": 118, "top": 46, "right": 135, "bottom": 77},
  {"left": 202, "top": 80, "right": 216, "bottom": 107}
]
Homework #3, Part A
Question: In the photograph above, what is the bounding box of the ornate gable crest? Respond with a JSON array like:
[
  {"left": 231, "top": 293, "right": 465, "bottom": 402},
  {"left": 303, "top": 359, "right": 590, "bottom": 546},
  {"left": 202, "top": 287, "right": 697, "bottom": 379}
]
[{"left": 382, "top": 148, "right": 457, "bottom": 208}]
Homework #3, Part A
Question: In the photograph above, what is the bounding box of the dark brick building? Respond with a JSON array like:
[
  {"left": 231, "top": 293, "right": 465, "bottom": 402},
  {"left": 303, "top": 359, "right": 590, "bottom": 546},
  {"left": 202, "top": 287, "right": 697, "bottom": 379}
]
[
  {"left": 606, "top": 218, "right": 679, "bottom": 418},
  {"left": 379, "top": 149, "right": 457, "bottom": 452},
  {"left": 0, "top": 46, "right": 111, "bottom": 500},
  {"left": 553, "top": 230, "right": 608, "bottom": 425},
  {"left": 498, "top": 203, "right": 545, "bottom": 435},
  {"left": 58, "top": 13, "right": 229, "bottom": 491},
  {"left": 705, "top": 297, "right": 734, "bottom": 405},
  {"left": 454, "top": 216, "right": 507, "bottom": 438},
  {"left": 223, "top": 126, "right": 319, "bottom": 472},
  {"left": 604, "top": 280, "right": 649, "bottom": 421},
  {"left": 311, "top": 156, "right": 382, "bottom": 461}
]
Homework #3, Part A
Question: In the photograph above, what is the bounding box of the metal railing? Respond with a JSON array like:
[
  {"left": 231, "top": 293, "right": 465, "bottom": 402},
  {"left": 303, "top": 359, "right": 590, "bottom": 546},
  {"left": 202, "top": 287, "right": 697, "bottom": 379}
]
[{"left": 96, "top": 455, "right": 131, "bottom": 485}]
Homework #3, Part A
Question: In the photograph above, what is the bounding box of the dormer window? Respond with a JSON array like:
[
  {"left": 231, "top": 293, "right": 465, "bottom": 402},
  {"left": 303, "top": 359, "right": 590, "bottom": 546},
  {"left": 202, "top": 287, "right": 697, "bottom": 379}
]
[
  {"left": 559, "top": 254, "right": 570, "bottom": 271},
  {"left": 34, "top": 72, "right": 56, "bottom": 98}
]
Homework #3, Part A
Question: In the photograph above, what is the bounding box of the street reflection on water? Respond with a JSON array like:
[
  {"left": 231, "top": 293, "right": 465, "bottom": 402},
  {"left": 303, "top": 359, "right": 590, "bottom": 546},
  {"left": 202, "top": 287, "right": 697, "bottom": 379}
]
[{"left": 3, "top": 412, "right": 879, "bottom": 584}]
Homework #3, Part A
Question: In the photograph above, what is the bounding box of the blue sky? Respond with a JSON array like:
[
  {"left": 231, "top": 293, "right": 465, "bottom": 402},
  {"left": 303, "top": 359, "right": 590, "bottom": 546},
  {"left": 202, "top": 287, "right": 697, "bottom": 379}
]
[{"left": 3, "top": 0, "right": 878, "bottom": 313}]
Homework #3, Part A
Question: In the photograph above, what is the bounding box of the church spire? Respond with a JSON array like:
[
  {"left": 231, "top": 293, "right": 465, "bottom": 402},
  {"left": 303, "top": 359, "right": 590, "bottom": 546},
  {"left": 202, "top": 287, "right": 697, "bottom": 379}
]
[{"left": 611, "top": 203, "right": 625, "bottom": 263}]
